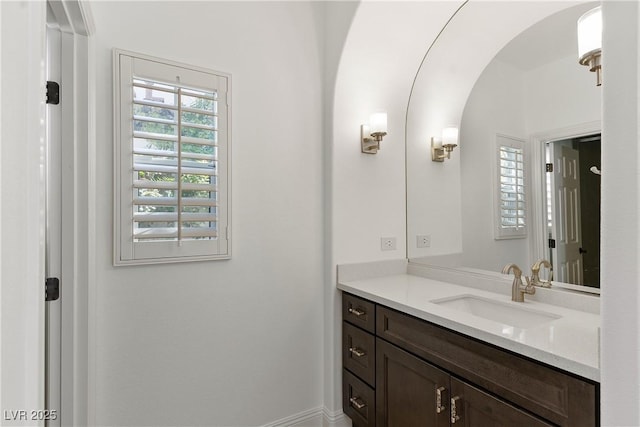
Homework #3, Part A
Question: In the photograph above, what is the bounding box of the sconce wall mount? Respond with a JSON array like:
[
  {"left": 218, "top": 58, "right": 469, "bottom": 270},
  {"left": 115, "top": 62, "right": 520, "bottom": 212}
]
[
  {"left": 431, "top": 127, "right": 459, "bottom": 162},
  {"left": 361, "top": 112, "right": 388, "bottom": 154},
  {"left": 361, "top": 125, "right": 387, "bottom": 154},
  {"left": 579, "top": 50, "right": 601, "bottom": 86}
]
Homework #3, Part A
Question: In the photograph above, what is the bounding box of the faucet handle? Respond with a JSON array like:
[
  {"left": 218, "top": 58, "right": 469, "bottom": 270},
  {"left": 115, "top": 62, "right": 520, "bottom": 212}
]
[
  {"left": 531, "top": 259, "right": 553, "bottom": 288},
  {"left": 535, "top": 278, "right": 553, "bottom": 288}
]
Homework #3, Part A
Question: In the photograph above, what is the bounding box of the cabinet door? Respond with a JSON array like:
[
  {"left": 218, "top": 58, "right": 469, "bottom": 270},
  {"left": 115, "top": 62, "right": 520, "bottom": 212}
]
[
  {"left": 376, "top": 339, "right": 449, "bottom": 427},
  {"left": 449, "top": 378, "right": 553, "bottom": 427}
]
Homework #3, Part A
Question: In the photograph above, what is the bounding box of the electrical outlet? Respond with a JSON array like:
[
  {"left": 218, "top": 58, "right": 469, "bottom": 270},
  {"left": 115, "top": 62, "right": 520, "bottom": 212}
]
[
  {"left": 417, "top": 234, "right": 431, "bottom": 248},
  {"left": 380, "top": 237, "right": 396, "bottom": 251}
]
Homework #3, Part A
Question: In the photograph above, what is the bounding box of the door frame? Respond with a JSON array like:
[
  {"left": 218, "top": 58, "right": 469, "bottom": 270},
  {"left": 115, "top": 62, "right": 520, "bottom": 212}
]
[
  {"left": 45, "top": 1, "right": 94, "bottom": 425},
  {"left": 46, "top": 22, "right": 63, "bottom": 427},
  {"left": 529, "top": 121, "right": 600, "bottom": 290}
]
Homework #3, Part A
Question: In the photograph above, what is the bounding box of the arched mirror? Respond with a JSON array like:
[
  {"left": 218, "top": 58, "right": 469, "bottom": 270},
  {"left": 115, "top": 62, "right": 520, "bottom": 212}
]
[{"left": 406, "top": 2, "right": 601, "bottom": 292}]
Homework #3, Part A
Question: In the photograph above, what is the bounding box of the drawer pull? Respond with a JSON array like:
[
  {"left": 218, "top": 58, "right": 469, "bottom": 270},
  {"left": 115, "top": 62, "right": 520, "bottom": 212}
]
[
  {"left": 451, "top": 396, "right": 462, "bottom": 424},
  {"left": 348, "top": 307, "right": 366, "bottom": 317},
  {"left": 435, "top": 386, "right": 446, "bottom": 414},
  {"left": 349, "top": 347, "right": 366, "bottom": 357},
  {"left": 349, "top": 396, "right": 367, "bottom": 410}
]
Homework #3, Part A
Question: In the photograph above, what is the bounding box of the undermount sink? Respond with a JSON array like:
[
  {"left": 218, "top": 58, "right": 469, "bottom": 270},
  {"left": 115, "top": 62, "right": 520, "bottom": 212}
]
[{"left": 431, "top": 295, "right": 561, "bottom": 329}]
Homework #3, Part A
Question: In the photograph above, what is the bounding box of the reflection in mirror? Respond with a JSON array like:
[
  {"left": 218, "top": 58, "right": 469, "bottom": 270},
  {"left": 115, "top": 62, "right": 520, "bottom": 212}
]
[
  {"left": 545, "top": 134, "right": 601, "bottom": 287},
  {"left": 406, "top": 3, "right": 602, "bottom": 292}
]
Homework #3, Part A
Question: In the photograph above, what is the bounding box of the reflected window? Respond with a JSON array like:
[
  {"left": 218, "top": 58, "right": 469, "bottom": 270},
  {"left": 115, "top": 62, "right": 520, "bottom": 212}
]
[{"left": 495, "top": 135, "right": 526, "bottom": 239}]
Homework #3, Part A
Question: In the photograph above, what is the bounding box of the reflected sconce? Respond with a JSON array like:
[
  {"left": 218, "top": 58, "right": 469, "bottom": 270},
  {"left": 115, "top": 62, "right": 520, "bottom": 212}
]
[
  {"left": 431, "top": 127, "right": 459, "bottom": 162},
  {"left": 577, "top": 6, "right": 602, "bottom": 86},
  {"left": 361, "top": 112, "right": 388, "bottom": 154}
]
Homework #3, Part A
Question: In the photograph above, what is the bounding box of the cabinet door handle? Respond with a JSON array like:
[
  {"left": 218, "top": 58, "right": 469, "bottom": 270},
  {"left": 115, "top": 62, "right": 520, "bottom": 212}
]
[
  {"left": 349, "top": 347, "right": 366, "bottom": 357},
  {"left": 451, "top": 396, "right": 462, "bottom": 424},
  {"left": 349, "top": 396, "right": 367, "bottom": 410},
  {"left": 435, "top": 386, "right": 446, "bottom": 413},
  {"left": 348, "top": 307, "right": 366, "bottom": 317}
]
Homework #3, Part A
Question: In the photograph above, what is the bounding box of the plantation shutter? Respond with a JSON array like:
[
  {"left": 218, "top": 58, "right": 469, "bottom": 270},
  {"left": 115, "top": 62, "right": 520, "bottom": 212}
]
[
  {"left": 495, "top": 135, "right": 527, "bottom": 239},
  {"left": 115, "top": 50, "right": 231, "bottom": 265}
]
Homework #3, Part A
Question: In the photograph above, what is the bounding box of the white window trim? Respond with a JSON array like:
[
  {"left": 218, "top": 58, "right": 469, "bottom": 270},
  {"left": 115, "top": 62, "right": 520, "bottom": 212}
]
[
  {"left": 494, "top": 134, "right": 527, "bottom": 240},
  {"left": 113, "top": 49, "right": 231, "bottom": 265}
]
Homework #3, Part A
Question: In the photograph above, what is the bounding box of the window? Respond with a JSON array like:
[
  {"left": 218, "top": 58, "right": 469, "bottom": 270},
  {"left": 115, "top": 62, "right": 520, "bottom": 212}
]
[
  {"left": 495, "top": 135, "right": 526, "bottom": 239},
  {"left": 114, "top": 50, "right": 231, "bottom": 265}
]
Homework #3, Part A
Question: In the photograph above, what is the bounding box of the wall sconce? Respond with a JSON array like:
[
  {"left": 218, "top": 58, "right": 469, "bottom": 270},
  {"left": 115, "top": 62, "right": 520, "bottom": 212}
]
[
  {"left": 577, "top": 6, "right": 602, "bottom": 86},
  {"left": 361, "top": 112, "right": 388, "bottom": 154},
  {"left": 431, "top": 127, "right": 459, "bottom": 162}
]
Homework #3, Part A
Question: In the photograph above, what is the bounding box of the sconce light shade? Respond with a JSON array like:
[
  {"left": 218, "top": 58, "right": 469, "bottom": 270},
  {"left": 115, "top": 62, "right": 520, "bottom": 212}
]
[
  {"left": 442, "top": 127, "right": 459, "bottom": 148},
  {"left": 369, "top": 112, "right": 388, "bottom": 135},
  {"left": 577, "top": 6, "right": 602, "bottom": 86},
  {"left": 361, "top": 112, "right": 388, "bottom": 154},
  {"left": 432, "top": 127, "right": 459, "bottom": 162}
]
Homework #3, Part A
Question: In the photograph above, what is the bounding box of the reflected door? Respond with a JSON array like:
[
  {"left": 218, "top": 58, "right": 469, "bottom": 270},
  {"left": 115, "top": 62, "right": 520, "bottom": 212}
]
[{"left": 552, "top": 144, "right": 583, "bottom": 285}]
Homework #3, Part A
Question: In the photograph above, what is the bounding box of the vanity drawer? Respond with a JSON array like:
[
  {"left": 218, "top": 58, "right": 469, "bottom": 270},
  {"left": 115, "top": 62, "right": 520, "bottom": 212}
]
[
  {"left": 343, "top": 293, "right": 375, "bottom": 333},
  {"left": 343, "top": 321, "right": 375, "bottom": 387},
  {"left": 343, "top": 368, "right": 375, "bottom": 427},
  {"left": 376, "top": 305, "right": 598, "bottom": 427}
]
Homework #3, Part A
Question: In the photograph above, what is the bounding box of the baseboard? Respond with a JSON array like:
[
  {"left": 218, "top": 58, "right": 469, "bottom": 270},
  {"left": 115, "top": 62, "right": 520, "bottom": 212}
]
[
  {"left": 261, "top": 407, "right": 322, "bottom": 427},
  {"left": 322, "top": 407, "right": 350, "bottom": 427},
  {"left": 262, "top": 406, "right": 349, "bottom": 427}
]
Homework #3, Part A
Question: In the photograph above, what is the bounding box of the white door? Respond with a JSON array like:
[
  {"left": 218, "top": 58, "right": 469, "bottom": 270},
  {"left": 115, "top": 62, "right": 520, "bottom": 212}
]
[
  {"left": 45, "top": 24, "right": 63, "bottom": 427},
  {"left": 552, "top": 143, "right": 583, "bottom": 285}
]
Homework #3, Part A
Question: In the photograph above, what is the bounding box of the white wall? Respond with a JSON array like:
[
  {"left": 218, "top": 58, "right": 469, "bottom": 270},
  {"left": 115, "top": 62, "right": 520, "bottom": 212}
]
[
  {"left": 0, "top": 2, "right": 47, "bottom": 425},
  {"left": 523, "top": 55, "right": 601, "bottom": 134},
  {"left": 320, "top": 2, "right": 358, "bottom": 420},
  {"left": 459, "top": 52, "right": 601, "bottom": 272},
  {"left": 460, "top": 59, "right": 528, "bottom": 269},
  {"left": 89, "top": 2, "right": 324, "bottom": 425},
  {"left": 600, "top": 2, "right": 640, "bottom": 425}
]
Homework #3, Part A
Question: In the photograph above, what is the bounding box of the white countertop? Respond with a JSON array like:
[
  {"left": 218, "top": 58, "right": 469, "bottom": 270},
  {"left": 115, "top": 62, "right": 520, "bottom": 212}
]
[{"left": 337, "top": 272, "right": 600, "bottom": 382}]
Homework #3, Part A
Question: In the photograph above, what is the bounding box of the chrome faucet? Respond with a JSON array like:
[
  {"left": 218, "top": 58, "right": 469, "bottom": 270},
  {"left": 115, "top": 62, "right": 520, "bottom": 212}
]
[
  {"left": 531, "top": 259, "right": 553, "bottom": 288},
  {"left": 502, "top": 263, "right": 536, "bottom": 302}
]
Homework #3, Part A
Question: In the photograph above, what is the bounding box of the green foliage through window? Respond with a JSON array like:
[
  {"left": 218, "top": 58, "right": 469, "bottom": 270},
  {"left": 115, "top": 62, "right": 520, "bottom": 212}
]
[{"left": 132, "top": 79, "right": 218, "bottom": 240}]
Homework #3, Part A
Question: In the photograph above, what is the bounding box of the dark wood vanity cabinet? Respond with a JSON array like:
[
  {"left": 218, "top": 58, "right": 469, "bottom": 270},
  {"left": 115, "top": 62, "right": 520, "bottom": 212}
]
[
  {"left": 342, "top": 292, "right": 599, "bottom": 427},
  {"left": 377, "top": 339, "right": 552, "bottom": 427},
  {"left": 376, "top": 338, "right": 450, "bottom": 427}
]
